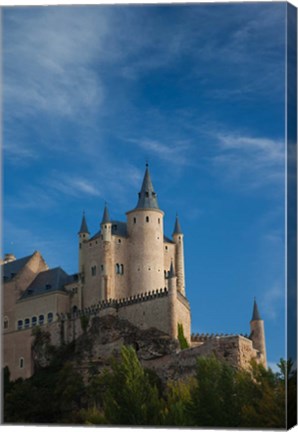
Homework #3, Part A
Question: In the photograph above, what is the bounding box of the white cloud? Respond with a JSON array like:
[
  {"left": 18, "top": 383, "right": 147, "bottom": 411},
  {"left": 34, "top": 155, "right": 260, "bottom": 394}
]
[
  {"left": 211, "top": 133, "right": 285, "bottom": 188},
  {"left": 261, "top": 282, "right": 284, "bottom": 320},
  {"left": 48, "top": 175, "right": 102, "bottom": 198}
]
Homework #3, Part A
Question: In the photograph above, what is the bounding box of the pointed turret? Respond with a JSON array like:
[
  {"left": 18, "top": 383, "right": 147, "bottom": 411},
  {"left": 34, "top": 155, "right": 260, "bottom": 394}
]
[
  {"left": 172, "top": 213, "right": 185, "bottom": 296},
  {"left": 173, "top": 214, "right": 183, "bottom": 235},
  {"left": 78, "top": 212, "right": 89, "bottom": 234},
  {"left": 135, "top": 163, "right": 159, "bottom": 209},
  {"left": 168, "top": 261, "right": 175, "bottom": 278},
  {"left": 250, "top": 298, "right": 267, "bottom": 368},
  {"left": 101, "top": 203, "right": 111, "bottom": 224},
  {"left": 101, "top": 203, "right": 112, "bottom": 242},
  {"left": 251, "top": 298, "right": 261, "bottom": 321}
]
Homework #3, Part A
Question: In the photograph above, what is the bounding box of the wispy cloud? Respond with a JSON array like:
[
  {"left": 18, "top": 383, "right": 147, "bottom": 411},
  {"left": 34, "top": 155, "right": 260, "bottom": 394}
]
[
  {"left": 47, "top": 175, "right": 102, "bottom": 198},
  {"left": 261, "top": 282, "right": 284, "bottom": 320},
  {"left": 211, "top": 133, "right": 285, "bottom": 189},
  {"left": 128, "top": 138, "right": 193, "bottom": 167}
]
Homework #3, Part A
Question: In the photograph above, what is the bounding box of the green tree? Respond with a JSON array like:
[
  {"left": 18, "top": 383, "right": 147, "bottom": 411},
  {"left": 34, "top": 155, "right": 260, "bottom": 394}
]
[
  {"left": 187, "top": 355, "right": 241, "bottom": 427},
  {"left": 102, "top": 346, "right": 163, "bottom": 425},
  {"left": 177, "top": 323, "right": 189, "bottom": 350},
  {"left": 163, "top": 377, "right": 195, "bottom": 426}
]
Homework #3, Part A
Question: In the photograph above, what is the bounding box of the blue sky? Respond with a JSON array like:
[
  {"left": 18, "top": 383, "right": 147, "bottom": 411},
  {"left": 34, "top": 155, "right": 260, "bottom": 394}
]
[{"left": 3, "top": 3, "right": 286, "bottom": 369}]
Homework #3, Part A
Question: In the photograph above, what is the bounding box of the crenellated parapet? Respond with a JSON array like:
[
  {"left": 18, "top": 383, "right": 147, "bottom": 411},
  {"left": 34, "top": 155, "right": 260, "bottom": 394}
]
[
  {"left": 191, "top": 332, "right": 249, "bottom": 342},
  {"left": 57, "top": 287, "right": 169, "bottom": 321}
]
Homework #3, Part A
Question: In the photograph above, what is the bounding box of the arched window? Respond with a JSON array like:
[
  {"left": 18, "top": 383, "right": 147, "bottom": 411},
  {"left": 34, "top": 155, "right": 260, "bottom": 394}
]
[
  {"left": 158, "top": 218, "right": 160, "bottom": 224},
  {"left": 17, "top": 320, "right": 23, "bottom": 330},
  {"left": 133, "top": 217, "right": 136, "bottom": 224},
  {"left": 91, "top": 266, "right": 96, "bottom": 276},
  {"left": 146, "top": 216, "right": 149, "bottom": 223},
  {"left": 32, "top": 316, "right": 37, "bottom": 327},
  {"left": 19, "top": 357, "right": 24, "bottom": 368},
  {"left": 120, "top": 264, "right": 124, "bottom": 275},
  {"left": 72, "top": 306, "right": 78, "bottom": 314},
  {"left": 3, "top": 316, "right": 8, "bottom": 330},
  {"left": 39, "top": 315, "right": 44, "bottom": 325},
  {"left": 115, "top": 263, "right": 120, "bottom": 274},
  {"left": 47, "top": 312, "right": 53, "bottom": 323},
  {"left": 24, "top": 318, "right": 30, "bottom": 329}
]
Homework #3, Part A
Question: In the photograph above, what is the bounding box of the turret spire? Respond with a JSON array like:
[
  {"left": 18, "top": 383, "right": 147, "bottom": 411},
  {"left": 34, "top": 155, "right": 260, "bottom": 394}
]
[
  {"left": 173, "top": 214, "right": 183, "bottom": 235},
  {"left": 78, "top": 211, "right": 89, "bottom": 234},
  {"left": 251, "top": 297, "right": 261, "bottom": 321},
  {"left": 168, "top": 260, "right": 175, "bottom": 278},
  {"left": 135, "top": 164, "right": 159, "bottom": 210},
  {"left": 101, "top": 203, "right": 111, "bottom": 224}
]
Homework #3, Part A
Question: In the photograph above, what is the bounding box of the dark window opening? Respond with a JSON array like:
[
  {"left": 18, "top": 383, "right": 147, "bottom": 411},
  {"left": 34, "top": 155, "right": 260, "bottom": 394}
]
[
  {"left": 118, "top": 239, "right": 121, "bottom": 243},
  {"left": 146, "top": 216, "right": 149, "bottom": 223},
  {"left": 48, "top": 312, "right": 53, "bottom": 323},
  {"left": 158, "top": 218, "right": 160, "bottom": 224},
  {"left": 19, "top": 358, "right": 24, "bottom": 368},
  {"left": 145, "top": 192, "right": 149, "bottom": 197},
  {"left": 25, "top": 318, "right": 30, "bottom": 329},
  {"left": 17, "top": 320, "right": 23, "bottom": 330},
  {"left": 39, "top": 315, "right": 44, "bottom": 325},
  {"left": 133, "top": 217, "right": 136, "bottom": 224},
  {"left": 45, "top": 284, "right": 51, "bottom": 290},
  {"left": 91, "top": 266, "right": 96, "bottom": 276},
  {"left": 32, "top": 316, "right": 37, "bottom": 327}
]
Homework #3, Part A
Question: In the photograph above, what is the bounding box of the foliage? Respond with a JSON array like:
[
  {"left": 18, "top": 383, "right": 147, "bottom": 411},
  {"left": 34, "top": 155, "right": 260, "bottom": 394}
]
[
  {"left": 101, "top": 346, "right": 163, "bottom": 425},
  {"left": 3, "top": 336, "right": 289, "bottom": 429},
  {"left": 177, "top": 323, "right": 189, "bottom": 350}
]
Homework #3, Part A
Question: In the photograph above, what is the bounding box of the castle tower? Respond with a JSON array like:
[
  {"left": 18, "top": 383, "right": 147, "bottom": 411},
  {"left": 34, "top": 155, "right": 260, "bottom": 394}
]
[
  {"left": 100, "top": 204, "right": 113, "bottom": 299},
  {"left": 250, "top": 298, "right": 267, "bottom": 367},
  {"left": 172, "top": 215, "right": 186, "bottom": 296},
  {"left": 167, "top": 261, "right": 178, "bottom": 339},
  {"left": 78, "top": 211, "right": 89, "bottom": 277},
  {"left": 126, "top": 164, "right": 165, "bottom": 296}
]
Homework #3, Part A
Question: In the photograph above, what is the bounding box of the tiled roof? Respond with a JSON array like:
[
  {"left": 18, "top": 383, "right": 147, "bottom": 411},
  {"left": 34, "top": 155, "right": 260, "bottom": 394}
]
[
  {"left": 2, "top": 254, "right": 33, "bottom": 281},
  {"left": 19, "top": 267, "right": 70, "bottom": 300},
  {"left": 101, "top": 205, "right": 111, "bottom": 224},
  {"left": 90, "top": 220, "right": 128, "bottom": 240},
  {"left": 135, "top": 164, "right": 160, "bottom": 210},
  {"left": 173, "top": 215, "right": 183, "bottom": 235},
  {"left": 251, "top": 298, "right": 261, "bottom": 321},
  {"left": 78, "top": 212, "right": 89, "bottom": 234}
]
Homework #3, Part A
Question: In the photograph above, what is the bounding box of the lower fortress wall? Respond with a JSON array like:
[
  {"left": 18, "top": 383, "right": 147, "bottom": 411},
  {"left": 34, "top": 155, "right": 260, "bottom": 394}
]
[{"left": 4, "top": 291, "right": 261, "bottom": 381}]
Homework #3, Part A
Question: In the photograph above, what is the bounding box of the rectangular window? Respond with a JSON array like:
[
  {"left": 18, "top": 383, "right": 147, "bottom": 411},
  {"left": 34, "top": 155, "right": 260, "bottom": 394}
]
[
  {"left": 91, "top": 266, "right": 96, "bottom": 276},
  {"left": 133, "top": 218, "right": 136, "bottom": 224}
]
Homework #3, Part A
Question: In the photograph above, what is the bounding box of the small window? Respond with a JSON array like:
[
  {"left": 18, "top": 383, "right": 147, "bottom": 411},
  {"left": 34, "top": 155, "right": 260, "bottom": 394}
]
[
  {"left": 83, "top": 234, "right": 85, "bottom": 238},
  {"left": 47, "top": 312, "right": 53, "bottom": 323},
  {"left": 158, "top": 218, "right": 160, "bottom": 224},
  {"left": 120, "top": 264, "right": 124, "bottom": 275},
  {"left": 113, "top": 224, "right": 117, "bottom": 231},
  {"left": 24, "top": 318, "right": 30, "bottom": 329},
  {"left": 17, "top": 320, "right": 23, "bottom": 330},
  {"left": 145, "top": 192, "right": 149, "bottom": 197},
  {"left": 45, "top": 284, "right": 51, "bottom": 290},
  {"left": 116, "top": 263, "right": 120, "bottom": 274},
  {"left": 72, "top": 305, "right": 78, "bottom": 314},
  {"left": 146, "top": 216, "right": 149, "bottom": 223},
  {"left": 91, "top": 266, "right": 96, "bottom": 276},
  {"left": 118, "top": 239, "right": 121, "bottom": 244},
  {"left": 165, "top": 246, "right": 168, "bottom": 250},
  {"left": 3, "top": 316, "right": 8, "bottom": 330},
  {"left": 101, "top": 264, "right": 104, "bottom": 272},
  {"left": 19, "top": 357, "right": 24, "bottom": 369},
  {"left": 32, "top": 316, "right": 37, "bottom": 327},
  {"left": 105, "top": 225, "right": 107, "bottom": 229},
  {"left": 79, "top": 243, "right": 82, "bottom": 249},
  {"left": 39, "top": 315, "right": 44, "bottom": 325},
  {"left": 133, "top": 217, "right": 136, "bottom": 224}
]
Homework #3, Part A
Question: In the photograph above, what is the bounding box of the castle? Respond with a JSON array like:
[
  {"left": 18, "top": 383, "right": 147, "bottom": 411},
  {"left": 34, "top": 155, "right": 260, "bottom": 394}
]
[{"left": 2, "top": 165, "right": 267, "bottom": 380}]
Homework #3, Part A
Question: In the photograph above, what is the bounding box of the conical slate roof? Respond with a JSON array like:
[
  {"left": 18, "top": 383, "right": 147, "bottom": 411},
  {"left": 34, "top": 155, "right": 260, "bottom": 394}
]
[
  {"left": 135, "top": 164, "right": 159, "bottom": 210},
  {"left": 251, "top": 298, "right": 261, "bottom": 321},
  {"left": 173, "top": 214, "right": 183, "bottom": 235},
  {"left": 101, "top": 204, "right": 111, "bottom": 224},
  {"left": 168, "top": 261, "right": 175, "bottom": 278},
  {"left": 78, "top": 212, "right": 89, "bottom": 234}
]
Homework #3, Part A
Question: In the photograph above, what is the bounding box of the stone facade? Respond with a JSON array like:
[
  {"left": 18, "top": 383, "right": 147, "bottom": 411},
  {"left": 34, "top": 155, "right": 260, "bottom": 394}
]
[{"left": 2, "top": 165, "right": 266, "bottom": 381}]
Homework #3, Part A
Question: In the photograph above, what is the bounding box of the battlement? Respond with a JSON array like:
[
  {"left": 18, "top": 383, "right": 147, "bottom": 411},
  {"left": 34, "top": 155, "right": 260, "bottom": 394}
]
[
  {"left": 191, "top": 332, "right": 249, "bottom": 342},
  {"left": 57, "top": 287, "right": 169, "bottom": 321}
]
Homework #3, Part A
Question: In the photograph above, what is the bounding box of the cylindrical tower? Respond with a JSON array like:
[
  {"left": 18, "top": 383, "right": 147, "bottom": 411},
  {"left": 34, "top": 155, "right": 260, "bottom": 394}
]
[
  {"left": 126, "top": 164, "right": 165, "bottom": 296},
  {"left": 250, "top": 298, "right": 267, "bottom": 367},
  {"left": 167, "top": 261, "right": 178, "bottom": 339},
  {"left": 100, "top": 204, "right": 113, "bottom": 300},
  {"left": 172, "top": 215, "right": 186, "bottom": 296},
  {"left": 78, "top": 212, "right": 90, "bottom": 277}
]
